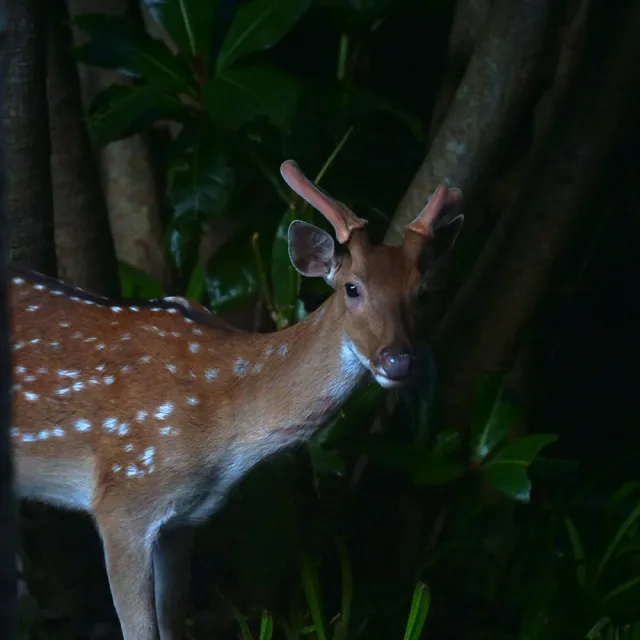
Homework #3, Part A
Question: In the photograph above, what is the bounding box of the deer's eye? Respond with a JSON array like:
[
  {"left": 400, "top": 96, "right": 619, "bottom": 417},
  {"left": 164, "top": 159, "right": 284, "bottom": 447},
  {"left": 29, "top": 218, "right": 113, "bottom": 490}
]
[{"left": 345, "top": 283, "right": 360, "bottom": 298}]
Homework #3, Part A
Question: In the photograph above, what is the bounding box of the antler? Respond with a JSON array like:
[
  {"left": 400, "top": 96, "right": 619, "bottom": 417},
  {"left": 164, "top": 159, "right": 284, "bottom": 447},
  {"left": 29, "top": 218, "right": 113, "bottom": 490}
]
[
  {"left": 280, "top": 160, "right": 367, "bottom": 244},
  {"left": 405, "top": 184, "right": 463, "bottom": 239}
]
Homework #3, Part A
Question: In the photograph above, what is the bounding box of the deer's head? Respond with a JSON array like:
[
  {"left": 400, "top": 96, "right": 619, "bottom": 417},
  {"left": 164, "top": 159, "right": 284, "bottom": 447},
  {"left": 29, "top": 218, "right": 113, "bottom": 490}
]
[{"left": 282, "top": 160, "right": 463, "bottom": 389}]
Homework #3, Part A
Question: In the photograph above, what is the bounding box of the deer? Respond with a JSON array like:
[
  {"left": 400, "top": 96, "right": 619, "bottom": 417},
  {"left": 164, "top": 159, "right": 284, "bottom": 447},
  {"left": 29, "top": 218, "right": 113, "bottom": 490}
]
[{"left": 8, "top": 160, "right": 463, "bottom": 640}]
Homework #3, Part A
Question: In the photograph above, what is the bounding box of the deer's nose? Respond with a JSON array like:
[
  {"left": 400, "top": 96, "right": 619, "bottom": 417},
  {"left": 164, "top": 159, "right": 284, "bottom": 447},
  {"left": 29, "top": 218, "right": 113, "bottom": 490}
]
[{"left": 378, "top": 345, "right": 414, "bottom": 381}]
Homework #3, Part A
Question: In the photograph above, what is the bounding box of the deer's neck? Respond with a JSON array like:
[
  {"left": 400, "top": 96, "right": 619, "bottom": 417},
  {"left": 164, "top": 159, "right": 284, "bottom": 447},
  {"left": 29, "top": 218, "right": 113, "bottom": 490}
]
[{"left": 224, "top": 293, "right": 369, "bottom": 439}]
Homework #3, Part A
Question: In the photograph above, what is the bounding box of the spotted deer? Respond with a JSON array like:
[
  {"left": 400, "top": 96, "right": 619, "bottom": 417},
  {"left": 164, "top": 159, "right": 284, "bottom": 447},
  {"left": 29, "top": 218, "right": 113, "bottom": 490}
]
[{"left": 9, "top": 160, "right": 463, "bottom": 640}]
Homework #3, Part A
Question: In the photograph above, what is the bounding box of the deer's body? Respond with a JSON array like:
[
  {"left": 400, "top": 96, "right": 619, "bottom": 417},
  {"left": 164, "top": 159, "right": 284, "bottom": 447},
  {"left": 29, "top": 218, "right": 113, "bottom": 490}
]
[
  {"left": 12, "top": 270, "right": 363, "bottom": 521},
  {"left": 9, "top": 161, "right": 464, "bottom": 640}
]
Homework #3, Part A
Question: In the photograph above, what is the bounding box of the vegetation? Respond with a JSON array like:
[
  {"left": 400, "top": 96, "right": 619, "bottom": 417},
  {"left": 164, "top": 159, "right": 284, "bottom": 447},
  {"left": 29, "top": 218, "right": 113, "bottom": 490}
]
[{"left": 2, "top": 0, "right": 639, "bottom": 638}]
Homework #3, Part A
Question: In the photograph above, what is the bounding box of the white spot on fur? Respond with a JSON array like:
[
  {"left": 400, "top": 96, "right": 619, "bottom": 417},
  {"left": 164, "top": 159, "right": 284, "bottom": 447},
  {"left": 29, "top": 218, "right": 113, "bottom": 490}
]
[
  {"left": 136, "top": 410, "right": 148, "bottom": 422},
  {"left": 186, "top": 396, "right": 199, "bottom": 406},
  {"left": 154, "top": 402, "right": 174, "bottom": 420},
  {"left": 233, "top": 359, "right": 249, "bottom": 377},
  {"left": 141, "top": 447, "right": 154, "bottom": 467},
  {"left": 58, "top": 369, "right": 80, "bottom": 378},
  {"left": 104, "top": 376, "right": 115, "bottom": 385},
  {"left": 103, "top": 418, "right": 117, "bottom": 432},
  {"left": 118, "top": 423, "right": 129, "bottom": 436},
  {"left": 167, "top": 364, "right": 177, "bottom": 374},
  {"left": 52, "top": 427, "right": 64, "bottom": 437},
  {"left": 13, "top": 277, "right": 24, "bottom": 285},
  {"left": 278, "top": 344, "right": 289, "bottom": 357},
  {"left": 55, "top": 387, "right": 70, "bottom": 396},
  {"left": 75, "top": 419, "right": 91, "bottom": 432},
  {"left": 189, "top": 342, "right": 200, "bottom": 353},
  {"left": 27, "top": 305, "right": 39, "bottom": 312},
  {"left": 24, "top": 392, "right": 39, "bottom": 401},
  {"left": 159, "top": 426, "right": 178, "bottom": 436},
  {"left": 205, "top": 368, "right": 218, "bottom": 381},
  {"left": 22, "top": 434, "right": 36, "bottom": 442}
]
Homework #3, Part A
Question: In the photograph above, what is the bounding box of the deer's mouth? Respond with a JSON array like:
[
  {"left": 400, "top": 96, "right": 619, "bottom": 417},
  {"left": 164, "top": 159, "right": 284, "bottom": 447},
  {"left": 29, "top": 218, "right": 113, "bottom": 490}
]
[{"left": 373, "top": 371, "right": 410, "bottom": 389}]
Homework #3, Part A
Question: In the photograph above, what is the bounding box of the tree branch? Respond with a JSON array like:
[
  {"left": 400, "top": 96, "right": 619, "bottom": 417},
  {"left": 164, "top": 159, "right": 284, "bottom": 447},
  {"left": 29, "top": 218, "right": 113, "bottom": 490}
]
[
  {"left": 432, "top": 0, "right": 640, "bottom": 423},
  {"left": 385, "top": 0, "right": 560, "bottom": 245}
]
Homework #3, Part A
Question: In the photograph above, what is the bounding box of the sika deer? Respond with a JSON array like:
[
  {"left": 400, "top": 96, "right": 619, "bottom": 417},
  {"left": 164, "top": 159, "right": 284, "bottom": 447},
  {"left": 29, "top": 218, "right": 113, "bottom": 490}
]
[{"left": 9, "top": 160, "right": 463, "bottom": 639}]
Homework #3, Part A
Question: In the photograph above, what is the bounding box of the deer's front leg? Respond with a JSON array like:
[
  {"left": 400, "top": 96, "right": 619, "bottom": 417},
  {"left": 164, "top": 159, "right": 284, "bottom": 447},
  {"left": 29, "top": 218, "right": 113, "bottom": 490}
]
[
  {"left": 153, "top": 524, "right": 194, "bottom": 640},
  {"left": 95, "top": 506, "right": 158, "bottom": 640}
]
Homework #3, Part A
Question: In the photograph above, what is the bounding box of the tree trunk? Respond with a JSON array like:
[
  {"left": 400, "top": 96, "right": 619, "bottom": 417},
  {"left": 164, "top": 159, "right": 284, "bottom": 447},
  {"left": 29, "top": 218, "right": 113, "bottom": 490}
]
[
  {"left": 3, "top": 0, "right": 56, "bottom": 273},
  {"left": 69, "top": 0, "right": 168, "bottom": 286},
  {"left": 0, "top": 16, "right": 19, "bottom": 638},
  {"left": 385, "top": 0, "right": 561, "bottom": 246},
  {"left": 47, "top": 0, "right": 120, "bottom": 296},
  {"left": 432, "top": 0, "right": 640, "bottom": 427}
]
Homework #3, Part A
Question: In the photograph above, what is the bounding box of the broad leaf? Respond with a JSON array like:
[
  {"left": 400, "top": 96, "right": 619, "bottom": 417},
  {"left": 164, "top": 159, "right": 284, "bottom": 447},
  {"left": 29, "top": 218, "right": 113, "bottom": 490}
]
[
  {"left": 73, "top": 13, "right": 193, "bottom": 89},
  {"left": 118, "top": 262, "right": 164, "bottom": 298},
  {"left": 87, "top": 84, "right": 185, "bottom": 148},
  {"left": 167, "top": 139, "right": 235, "bottom": 221},
  {"left": 144, "top": 0, "right": 217, "bottom": 60},
  {"left": 216, "top": 0, "right": 310, "bottom": 71},
  {"left": 204, "top": 63, "right": 300, "bottom": 130},
  {"left": 472, "top": 373, "right": 524, "bottom": 465},
  {"left": 205, "top": 230, "right": 260, "bottom": 313},
  {"left": 482, "top": 434, "right": 559, "bottom": 503},
  {"left": 166, "top": 215, "right": 201, "bottom": 273}
]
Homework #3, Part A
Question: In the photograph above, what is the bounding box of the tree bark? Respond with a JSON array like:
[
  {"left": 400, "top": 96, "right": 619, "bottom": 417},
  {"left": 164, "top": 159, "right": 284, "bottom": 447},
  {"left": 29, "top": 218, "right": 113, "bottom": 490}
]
[
  {"left": 69, "top": 0, "right": 168, "bottom": 286},
  {"left": 3, "top": 0, "right": 56, "bottom": 273},
  {"left": 47, "top": 0, "right": 120, "bottom": 296},
  {"left": 385, "top": 0, "right": 561, "bottom": 246},
  {"left": 0, "top": 15, "right": 19, "bottom": 639},
  {"left": 432, "top": 0, "right": 640, "bottom": 426}
]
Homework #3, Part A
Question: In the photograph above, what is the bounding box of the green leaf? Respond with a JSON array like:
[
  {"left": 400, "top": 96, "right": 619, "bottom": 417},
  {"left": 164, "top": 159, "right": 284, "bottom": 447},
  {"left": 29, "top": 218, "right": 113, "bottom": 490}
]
[
  {"left": 412, "top": 457, "right": 466, "bottom": 486},
  {"left": 87, "top": 84, "right": 185, "bottom": 148},
  {"left": 185, "top": 263, "right": 206, "bottom": 302},
  {"left": 300, "top": 553, "right": 327, "bottom": 640},
  {"left": 259, "top": 609, "right": 274, "bottom": 640},
  {"left": 118, "top": 262, "right": 164, "bottom": 298},
  {"left": 165, "top": 216, "right": 201, "bottom": 272},
  {"left": 595, "top": 501, "right": 640, "bottom": 586},
  {"left": 563, "top": 516, "right": 587, "bottom": 587},
  {"left": 205, "top": 230, "right": 260, "bottom": 313},
  {"left": 472, "top": 377, "right": 524, "bottom": 464},
  {"left": 217, "top": 0, "right": 310, "bottom": 71},
  {"left": 227, "top": 601, "right": 254, "bottom": 640},
  {"left": 204, "top": 64, "right": 300, "bottom": 130},
  {"left": 482, "top": 434, "right": 559, "bottom": 502},
  {"left": 334, "top": 537, "right": 352, "bottom": 637},
  {"left": 167, "top": 138, "right": 235, "bottom": 220},
  {"left": 270, "top": 205, "right": 301, "bottom": 328},
  {"left": 73, "top": 13, "right": 193, "bottom": 88},
  {"left": 402, "top": 582, "right": 431, "bottom": 640},
  {"left": 144, "top": 0, "right": 217, "bottom": 60}
]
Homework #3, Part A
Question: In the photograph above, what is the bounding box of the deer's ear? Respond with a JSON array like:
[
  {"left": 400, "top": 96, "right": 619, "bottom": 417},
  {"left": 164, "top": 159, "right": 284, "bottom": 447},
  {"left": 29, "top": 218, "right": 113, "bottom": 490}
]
[
  {"left": 419, "top": 214, "right": 464, "bottom": 272},
  {"left": 288, "top": 220, "right": 337, "bottom": 277}
]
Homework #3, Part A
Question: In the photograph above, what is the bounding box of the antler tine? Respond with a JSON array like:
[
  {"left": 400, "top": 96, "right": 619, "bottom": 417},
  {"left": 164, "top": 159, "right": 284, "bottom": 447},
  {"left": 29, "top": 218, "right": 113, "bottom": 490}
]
[
  {"left": 406, "top": 184, "right": 463, "bottom": 238},
  {"left": 280, "top": 160, "right": 367, "bottom": 244},
  {"left": 405, "top": 184, "right": 463, "bottom": 238}
]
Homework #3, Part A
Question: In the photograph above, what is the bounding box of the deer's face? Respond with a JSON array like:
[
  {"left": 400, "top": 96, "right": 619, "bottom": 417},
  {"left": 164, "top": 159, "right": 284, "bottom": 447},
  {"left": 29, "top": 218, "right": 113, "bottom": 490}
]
[
  {"left": 282, "top": 159, "right": 463, "bottom": 389},
  {"left": 328, "top": 239, "right": 424, "bottom": 388}
]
